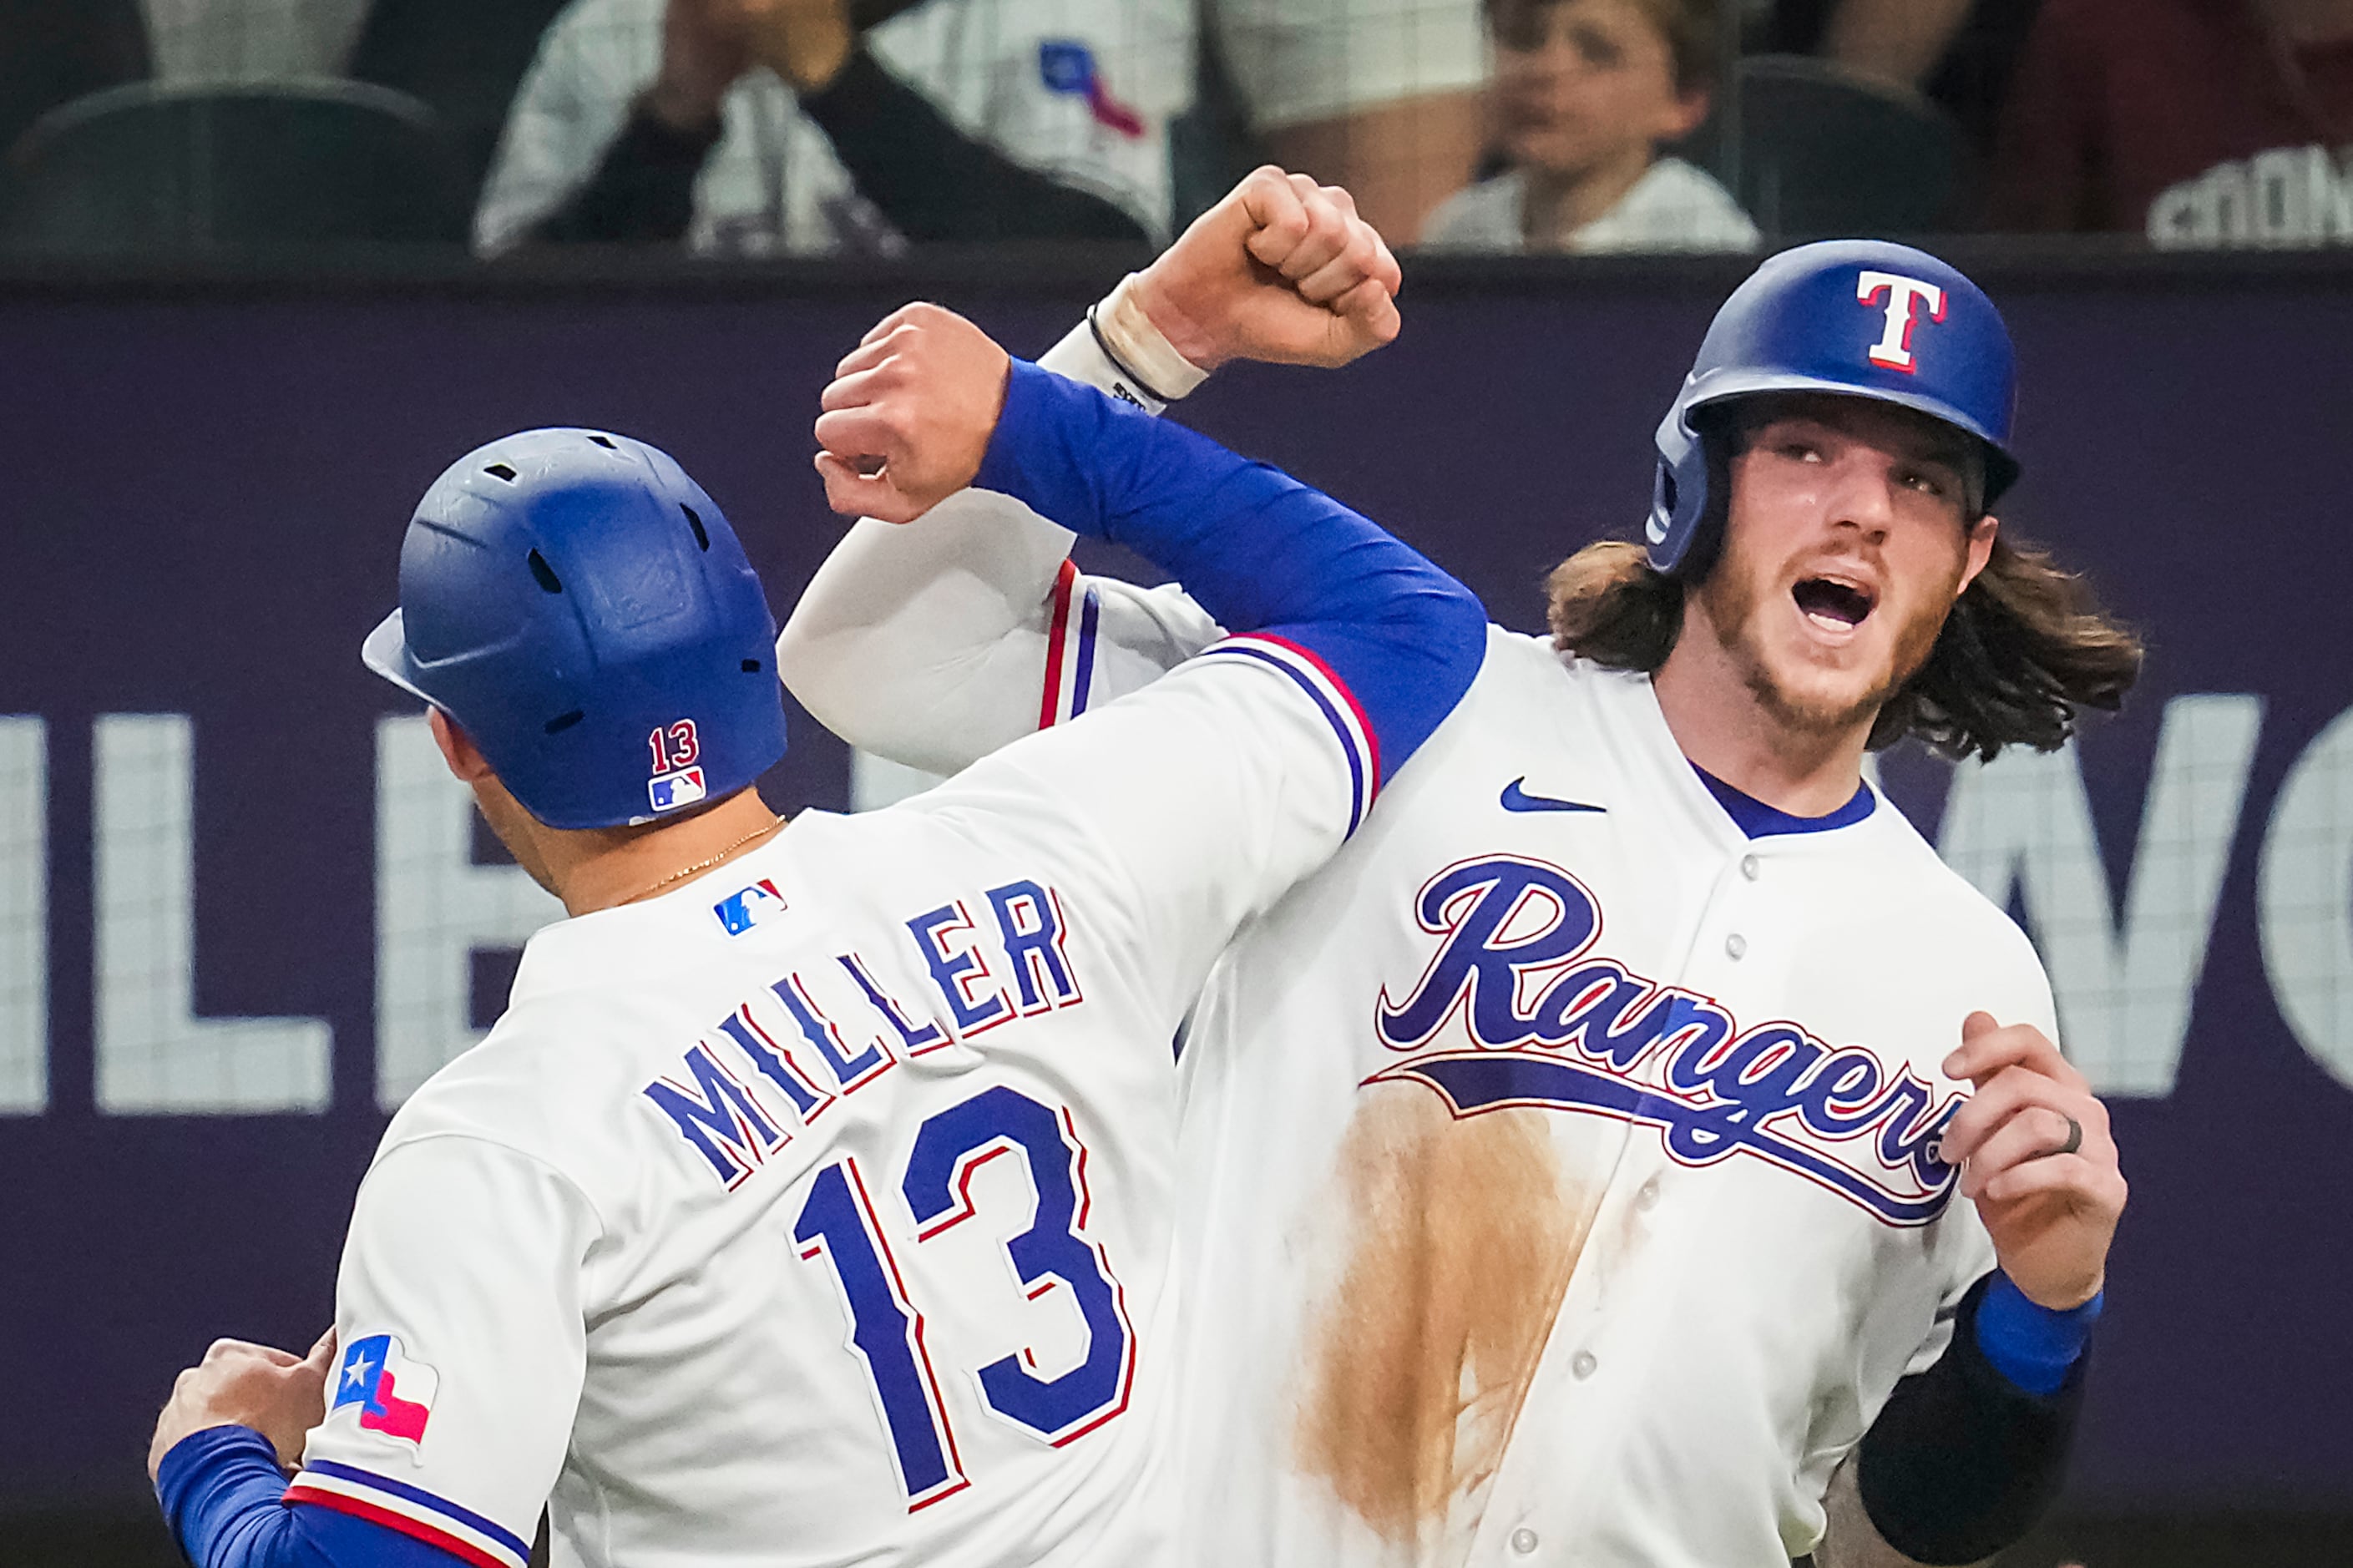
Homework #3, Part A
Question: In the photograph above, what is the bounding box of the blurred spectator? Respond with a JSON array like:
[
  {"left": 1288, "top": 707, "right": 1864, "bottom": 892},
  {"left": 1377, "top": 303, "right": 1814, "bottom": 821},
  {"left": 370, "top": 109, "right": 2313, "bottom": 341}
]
[
  {"left": 1766, "top": 0, "right": 2046, "bottom": 157},
  {"left": 1989, "top": 0, "right": 2353, "bottom": 246},
  {"left": 1420, "top": 0, "right": 1756, "bottom": 251},
  {"left": 1209, "top": 0, "right": 1490, "bottom": 245},
  {"left": 476, "top": 0, "right": 1190, "bottom": 255}
]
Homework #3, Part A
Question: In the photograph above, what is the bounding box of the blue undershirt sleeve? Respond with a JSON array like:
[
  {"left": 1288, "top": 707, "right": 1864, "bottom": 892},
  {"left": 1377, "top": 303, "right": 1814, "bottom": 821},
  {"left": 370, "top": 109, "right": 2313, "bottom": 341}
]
[
  {"left": 973, "top": 359, "right": 1485, "bottom": 787},
  {"left": 156, "top": 1426, "right": 472, "bottom": 1568},
  {"left": 1974, "top": 1268, "right": 2103, "bottom": 1396},
  {"left": 1855, "top": 1271, "right": 2089, "bottom": 1561}
]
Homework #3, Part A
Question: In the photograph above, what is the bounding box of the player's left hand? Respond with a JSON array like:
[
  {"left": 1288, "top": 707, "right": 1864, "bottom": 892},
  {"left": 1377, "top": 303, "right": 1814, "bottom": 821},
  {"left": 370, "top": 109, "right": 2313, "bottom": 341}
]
[
  {"left": 148, "top": 1328, "right": 337, "bottom": 1482},
  {"left": 1130, "top": 165, "right": 1403, "bottom": 372},
  {"left": 1939, "top": 1012, "right": 2125, "bottom": 1309},
  {"left": 814, "top": 301, "right": 1011, "bottom": 524}
]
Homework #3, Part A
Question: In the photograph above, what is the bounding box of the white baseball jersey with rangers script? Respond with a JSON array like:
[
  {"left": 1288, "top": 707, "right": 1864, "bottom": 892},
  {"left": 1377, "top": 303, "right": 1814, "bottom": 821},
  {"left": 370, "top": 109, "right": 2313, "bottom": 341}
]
[
  {"left": 288, "top": 643, "right": 1383, "bottom": 1568},
  {"left": 782, "top": 537, "right": 2061, "bottom": 1566}
]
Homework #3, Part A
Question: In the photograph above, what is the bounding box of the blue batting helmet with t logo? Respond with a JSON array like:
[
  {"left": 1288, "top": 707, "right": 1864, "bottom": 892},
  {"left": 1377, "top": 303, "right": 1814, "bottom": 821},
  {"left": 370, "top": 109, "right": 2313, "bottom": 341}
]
[
  {"left": 1647, "top": 240, "right": 2022, "bottom": 576},
  {"left": 362, "top": 427, "right": 788, "bottom": 830}
]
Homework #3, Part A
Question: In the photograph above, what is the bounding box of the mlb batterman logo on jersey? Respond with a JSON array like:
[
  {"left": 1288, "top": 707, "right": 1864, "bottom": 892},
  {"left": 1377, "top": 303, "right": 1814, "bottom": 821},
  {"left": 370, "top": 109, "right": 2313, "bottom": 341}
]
[
  {"left": 330, "top": 1333, "right": 438, "bottom": 1444},
  {"left": 713, "top": 878, "right": 787, "bottom": 936}
]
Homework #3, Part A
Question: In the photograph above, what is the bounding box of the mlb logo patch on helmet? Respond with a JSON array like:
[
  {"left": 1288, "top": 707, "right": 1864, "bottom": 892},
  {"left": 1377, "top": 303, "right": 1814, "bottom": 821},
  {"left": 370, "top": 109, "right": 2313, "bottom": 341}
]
[
  {"left": 650, "top": 766, "right": 706, "bottom": 813},
  {"left": 331, "top": 1333, "right": 438, "bottom": 1444},
  {"left": 713, "top": 878, "right": 787, "bottom": 936}
]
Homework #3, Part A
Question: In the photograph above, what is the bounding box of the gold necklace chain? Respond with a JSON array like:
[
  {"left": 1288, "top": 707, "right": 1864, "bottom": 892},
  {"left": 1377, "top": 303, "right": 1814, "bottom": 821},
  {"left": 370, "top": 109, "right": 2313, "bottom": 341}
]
[{"left": 616, "top": 813, "right": 785, "bottom": 908}]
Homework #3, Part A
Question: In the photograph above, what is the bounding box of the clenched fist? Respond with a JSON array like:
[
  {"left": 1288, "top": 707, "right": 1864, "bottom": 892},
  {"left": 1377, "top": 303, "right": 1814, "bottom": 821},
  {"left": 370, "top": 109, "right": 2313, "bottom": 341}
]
[
  {"left": 1131, "top": 165, "right": 1404, "bottom": 372},
  {"left": 812, "top": 302, "right": 1011, "bottom": 524},
  {"left": 149, "top": 1329, "right": 337, "bottom": 1481}
]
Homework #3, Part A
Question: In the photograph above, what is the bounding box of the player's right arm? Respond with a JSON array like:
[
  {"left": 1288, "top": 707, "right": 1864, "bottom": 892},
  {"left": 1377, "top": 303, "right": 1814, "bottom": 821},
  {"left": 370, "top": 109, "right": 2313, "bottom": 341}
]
[
  {"left": 152, "top": 1134, "right": 593, "bottom": 1568},
  {"left": 815, "top": 304, "right": 1482, "bottom": 994},
  {"left": 777, "top": 168, "right": 1401, "bottom": 776}
]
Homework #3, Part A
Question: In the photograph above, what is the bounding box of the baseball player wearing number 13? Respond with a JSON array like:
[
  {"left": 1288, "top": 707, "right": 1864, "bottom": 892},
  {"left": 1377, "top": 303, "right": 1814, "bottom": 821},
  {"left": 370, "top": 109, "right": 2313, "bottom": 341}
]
[
  {"left": 141, "top": 289, "right": 1482, "bottom": 1562},
  {"left": 781, "top": 234, "right": 2146, "bottom": 1564}
]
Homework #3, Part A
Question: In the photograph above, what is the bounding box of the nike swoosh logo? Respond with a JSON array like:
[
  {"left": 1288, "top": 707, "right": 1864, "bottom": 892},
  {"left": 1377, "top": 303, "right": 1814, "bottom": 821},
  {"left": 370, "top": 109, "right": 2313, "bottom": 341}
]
[{"left": 1500, "top": 778, "right": 1607, "bottom": 815}]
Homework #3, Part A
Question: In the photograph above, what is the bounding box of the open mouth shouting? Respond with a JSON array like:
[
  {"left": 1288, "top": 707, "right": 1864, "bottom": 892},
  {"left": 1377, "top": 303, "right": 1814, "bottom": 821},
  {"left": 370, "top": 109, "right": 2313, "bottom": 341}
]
[{"left": 1792, "top": 574, "right": 1877, "bottom": 638}]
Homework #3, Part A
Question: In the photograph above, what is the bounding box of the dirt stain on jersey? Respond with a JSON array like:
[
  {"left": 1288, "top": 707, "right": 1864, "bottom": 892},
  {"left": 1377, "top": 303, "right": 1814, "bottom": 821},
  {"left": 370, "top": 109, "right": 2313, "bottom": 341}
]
[{"left": 1293, "top": 1080, "right": 1599, "bottom": 1548}]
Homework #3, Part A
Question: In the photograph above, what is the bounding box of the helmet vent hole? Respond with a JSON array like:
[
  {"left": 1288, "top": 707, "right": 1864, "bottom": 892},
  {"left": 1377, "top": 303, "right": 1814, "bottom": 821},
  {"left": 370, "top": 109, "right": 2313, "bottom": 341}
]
[
  {"left": 527, "top": 549, "right": 564, "bottom": 594},
  {"left": 586, "top": 434, "right": 616, "bottom": 449},
  {"left": 741, "top": 658, "right": 762, "bottom": 673},
  {"left": 544, "top": 710, "right": 584, "bottom": 736},
  {"left": 1659, "top": 470, "right": 1679, "bottom": 512},
  {"left": 681, "top": 503, "right": 710, "bottom": 551},
  {"left": 483, "top": 462, "right": 518, "bottom": 482}
]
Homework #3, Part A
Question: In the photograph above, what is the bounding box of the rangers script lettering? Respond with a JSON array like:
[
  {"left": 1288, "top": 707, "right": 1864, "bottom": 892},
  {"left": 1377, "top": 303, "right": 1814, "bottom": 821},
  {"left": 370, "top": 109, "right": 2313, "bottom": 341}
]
[{"left": 1371, "top": 856, "right": 1964, "bottom": 1225}]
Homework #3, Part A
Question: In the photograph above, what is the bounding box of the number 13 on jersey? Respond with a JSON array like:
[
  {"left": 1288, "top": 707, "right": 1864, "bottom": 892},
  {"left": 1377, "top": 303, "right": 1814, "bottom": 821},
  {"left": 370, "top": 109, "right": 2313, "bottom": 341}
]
[{"left": 792, "top": 1086, "right": 1136, "bottom": 1510}]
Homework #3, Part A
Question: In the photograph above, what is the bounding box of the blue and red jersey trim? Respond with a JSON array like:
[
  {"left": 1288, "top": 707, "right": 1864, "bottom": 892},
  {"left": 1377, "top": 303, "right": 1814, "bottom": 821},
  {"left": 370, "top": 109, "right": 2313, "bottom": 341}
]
[
  {"left": 1039, "top": 560, "right": 1104, "bottom": 730},
  {"left": 286, "top": 1463, "right": 531, "bottom": 1568},
  {"left": 1197, "top": 633, "right": 1380, "bottom": 835}
]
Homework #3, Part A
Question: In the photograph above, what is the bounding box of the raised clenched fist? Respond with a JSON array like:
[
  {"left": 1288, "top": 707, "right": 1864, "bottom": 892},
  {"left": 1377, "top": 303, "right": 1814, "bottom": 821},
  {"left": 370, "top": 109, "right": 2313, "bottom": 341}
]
[
  {"left": 1130, "top": 165, "right": 1404, "bottom": 373},
  {"left": 812, "top": 302, "right": 1012, "bottom": 524}
]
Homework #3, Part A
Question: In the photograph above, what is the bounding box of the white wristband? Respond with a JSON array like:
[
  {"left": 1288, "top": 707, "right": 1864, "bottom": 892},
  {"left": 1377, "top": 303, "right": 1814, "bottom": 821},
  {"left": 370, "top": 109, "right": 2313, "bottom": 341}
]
[
  {"left": 1035, "top": 273, "right": 1208, "bottom": 416},
  {"left": 1096, "top": 273, "right": 1212, "bottom": 402}
]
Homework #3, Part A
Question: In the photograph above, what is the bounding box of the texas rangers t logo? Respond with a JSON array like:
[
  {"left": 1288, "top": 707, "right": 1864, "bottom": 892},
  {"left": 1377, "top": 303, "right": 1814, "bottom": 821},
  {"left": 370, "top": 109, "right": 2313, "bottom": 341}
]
[{"left": 1856, "top": 271, "right": 1947, "bottom": 373}]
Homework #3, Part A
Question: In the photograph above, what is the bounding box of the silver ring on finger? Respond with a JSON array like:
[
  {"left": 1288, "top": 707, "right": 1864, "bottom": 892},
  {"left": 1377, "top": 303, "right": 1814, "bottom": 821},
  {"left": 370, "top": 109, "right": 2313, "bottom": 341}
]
[{"left": 2047, "top": 1114, "right": 2083, "bottom": 1159}]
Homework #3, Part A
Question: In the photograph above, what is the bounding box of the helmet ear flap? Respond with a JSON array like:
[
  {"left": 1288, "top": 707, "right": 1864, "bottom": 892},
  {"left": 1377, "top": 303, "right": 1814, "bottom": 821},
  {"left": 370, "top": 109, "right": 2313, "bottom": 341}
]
[{"left": 1647, "top": 405, "right": 1715, "bottom": 576}]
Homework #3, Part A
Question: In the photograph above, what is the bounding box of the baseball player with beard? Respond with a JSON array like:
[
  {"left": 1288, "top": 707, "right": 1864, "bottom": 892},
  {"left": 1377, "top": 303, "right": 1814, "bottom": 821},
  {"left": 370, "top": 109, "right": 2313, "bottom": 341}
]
[
  {"left": 139, "top": 190, "right": 1484, "bottom": 1568},
  {"left": 779, "top": 185, "right": 2144, "bottom": 1567}
]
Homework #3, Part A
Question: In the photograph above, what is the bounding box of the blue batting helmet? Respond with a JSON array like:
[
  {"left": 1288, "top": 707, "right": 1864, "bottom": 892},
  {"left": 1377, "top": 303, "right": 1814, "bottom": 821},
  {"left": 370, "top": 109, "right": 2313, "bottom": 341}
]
[
  {"left": 1647, "top": 240, "right": 2022, "bottom": 576},
  {"left": 362, "top": 427, "right": 787, "bottom": 830}
]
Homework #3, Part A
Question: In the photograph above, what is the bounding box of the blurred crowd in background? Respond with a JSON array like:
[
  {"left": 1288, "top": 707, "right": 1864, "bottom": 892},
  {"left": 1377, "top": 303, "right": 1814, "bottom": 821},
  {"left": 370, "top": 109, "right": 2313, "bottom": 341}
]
[{"left": 0, "top": 0, "right": 2349, "bottom": 261}]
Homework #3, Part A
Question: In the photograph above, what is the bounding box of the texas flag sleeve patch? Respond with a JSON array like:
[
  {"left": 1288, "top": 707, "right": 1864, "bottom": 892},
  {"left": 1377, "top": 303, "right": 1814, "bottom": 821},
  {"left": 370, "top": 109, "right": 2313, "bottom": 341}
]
[{"left": 331, "top": 1333, "right": 438, "bottom": 1444}]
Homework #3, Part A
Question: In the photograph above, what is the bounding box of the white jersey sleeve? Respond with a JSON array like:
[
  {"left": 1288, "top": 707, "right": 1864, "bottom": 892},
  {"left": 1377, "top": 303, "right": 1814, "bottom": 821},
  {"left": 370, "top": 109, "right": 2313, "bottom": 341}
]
[
  {"left": 291, "top": 1136, "right": 600, "bottom": 1568},
  {"left": 911, "top": 632, "right": 1364, "bottom": 1019},
  {"left": 779, "top": 316, "right": 1217, "bottom": 777}
]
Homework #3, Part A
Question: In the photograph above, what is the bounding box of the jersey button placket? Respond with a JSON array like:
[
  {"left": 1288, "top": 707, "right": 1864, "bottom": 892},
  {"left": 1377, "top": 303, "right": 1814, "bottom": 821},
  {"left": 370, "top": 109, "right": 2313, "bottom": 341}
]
[
  {"left": 1740, "top": 852, "right": 1760, "bottom": 880},
  {"left": 1723, "top": 932, "right": 1747, "bottom": 960},
  {"left": 1509, "top": 1526, "right": 1541, "bottom": 1555},
  {"left": 1570, "top": 1349, "right": 1597, "bottom": 1379}
]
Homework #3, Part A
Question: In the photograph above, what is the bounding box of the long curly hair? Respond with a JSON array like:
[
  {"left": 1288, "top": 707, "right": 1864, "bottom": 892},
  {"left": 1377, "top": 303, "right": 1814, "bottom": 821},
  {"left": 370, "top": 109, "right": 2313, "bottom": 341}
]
[{"left": 1546, "top": 529, "right": 2143, "bottom": 762}]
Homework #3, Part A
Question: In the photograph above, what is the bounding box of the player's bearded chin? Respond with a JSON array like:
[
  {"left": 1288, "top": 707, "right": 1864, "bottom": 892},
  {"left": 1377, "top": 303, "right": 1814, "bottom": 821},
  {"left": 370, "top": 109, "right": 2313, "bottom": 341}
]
[{"left": 1694, "top": 534, "right": 1957, "bottom": 740}]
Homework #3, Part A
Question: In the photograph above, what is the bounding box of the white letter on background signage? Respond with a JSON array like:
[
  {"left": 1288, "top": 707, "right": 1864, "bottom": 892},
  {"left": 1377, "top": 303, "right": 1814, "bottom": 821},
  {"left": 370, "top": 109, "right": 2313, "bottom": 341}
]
[
  {"left": 1938, "top": 695, "right": 2261, "bottom": 1095},
  {"left": 1, "top": 717, "right": 45, "bottom": 1114},
  {"left": 375, "top": 716, "right": 562, "bottom": 1110},
  {"left": 2259, "top": 706, "right": 2353, "bottom": 1091},
  {"left": 94, "top": 715, "right": 331, "bottom": 1112}
]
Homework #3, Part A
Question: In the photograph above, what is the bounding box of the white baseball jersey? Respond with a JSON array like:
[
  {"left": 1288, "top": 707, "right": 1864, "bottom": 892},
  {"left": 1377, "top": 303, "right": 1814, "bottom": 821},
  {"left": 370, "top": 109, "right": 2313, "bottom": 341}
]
[
  {"left": 780, "top": 494, "right": 2061, "bottom": 1565},
  {"left": 289, "top": 643, "right": 1378, "bottom": 1568},
  {"left": 477, "top": 0, "right": 1193, "bottom": 255}
]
